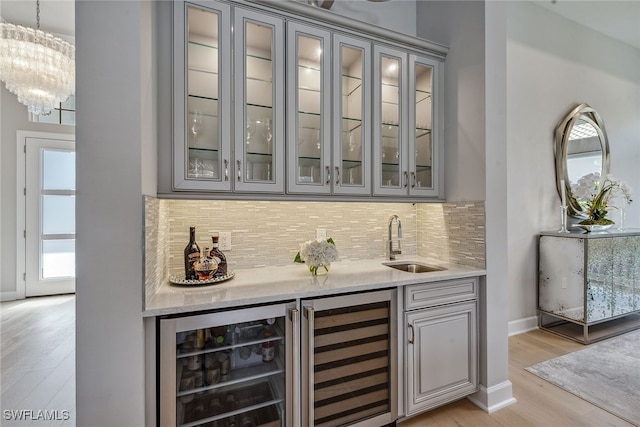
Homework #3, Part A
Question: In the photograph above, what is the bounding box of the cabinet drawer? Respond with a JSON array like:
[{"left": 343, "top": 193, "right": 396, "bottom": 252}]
[{"left": 405, "top": 277, "right": 478, "bottom": 310}]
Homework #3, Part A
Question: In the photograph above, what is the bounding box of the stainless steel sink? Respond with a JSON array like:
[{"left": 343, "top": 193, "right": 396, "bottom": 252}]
[{"left": 383, "top": 262, "right": 447, "bottom": 273}]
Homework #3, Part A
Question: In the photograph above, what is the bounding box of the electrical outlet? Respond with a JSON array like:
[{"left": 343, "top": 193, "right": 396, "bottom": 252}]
[
  {"left": 219, "top": 232, "right": 232, "bottom": 251},
  {"left": 316, "top": 228, "right": 327, "bottom": 240}
]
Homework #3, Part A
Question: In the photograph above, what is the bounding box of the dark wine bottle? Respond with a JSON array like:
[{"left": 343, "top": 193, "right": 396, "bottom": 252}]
[
  {"left": 210, "top": 234, "right": 228, "bottom": 278},
  {"left": 184, "top": 227, "right": 200, "bottom": 280}
]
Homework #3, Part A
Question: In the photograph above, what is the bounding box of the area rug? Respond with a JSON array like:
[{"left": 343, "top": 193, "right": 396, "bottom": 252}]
[{"left": 525, "top": 330, "right": 640, "bottom": 426}]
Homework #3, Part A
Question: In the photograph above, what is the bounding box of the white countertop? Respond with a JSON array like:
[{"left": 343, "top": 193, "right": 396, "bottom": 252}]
[{"left": 143, "top": 257, "right": 485, "bottom": 317}]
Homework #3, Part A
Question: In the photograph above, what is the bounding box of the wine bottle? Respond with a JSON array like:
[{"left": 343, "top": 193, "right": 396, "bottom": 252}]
[
  {"left": 210, "top": 234, "right": 228, "bottom": 278},
  {"left": 184, "top": 227, "right": 200, "bottom": 280}
]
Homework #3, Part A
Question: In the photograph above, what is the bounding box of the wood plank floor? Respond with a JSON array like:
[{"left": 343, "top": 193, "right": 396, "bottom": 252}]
[
  {"left": 1, "top": 295, "right": 75, "bottom": 426},
  {"left": 1, "top": 296, "right": 635, "bottom": 426}
]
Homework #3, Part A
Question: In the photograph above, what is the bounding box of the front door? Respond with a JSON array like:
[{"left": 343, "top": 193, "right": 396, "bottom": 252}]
[{"left": 25, "top": 136, "right": 76, "bottom": 296}]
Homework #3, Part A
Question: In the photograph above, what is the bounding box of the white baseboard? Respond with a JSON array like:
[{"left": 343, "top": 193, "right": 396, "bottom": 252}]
[
  {"left": 508, "top": 316, "right": 538, "bottom": 336},
  {"left": 0, "top": 291, "right": 18, "bottom": 302},
  {"left": 468, "top": 381, "right": 517, "bottom": 413}
]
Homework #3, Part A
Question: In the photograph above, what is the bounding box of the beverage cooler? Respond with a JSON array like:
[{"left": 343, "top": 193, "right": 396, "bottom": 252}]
[{"left": 159, "top": 302, "right": 298, "bottom": 427}]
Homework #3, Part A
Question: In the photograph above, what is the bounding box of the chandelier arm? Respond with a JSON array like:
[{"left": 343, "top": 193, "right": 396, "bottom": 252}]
[{"left": 36, "top": 0, "right": 41, "bottom": 30}]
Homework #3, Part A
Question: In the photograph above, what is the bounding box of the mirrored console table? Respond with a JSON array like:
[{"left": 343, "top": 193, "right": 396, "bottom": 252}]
[{"left": 538, "top": 229, "right": 640, "bottom": 344}]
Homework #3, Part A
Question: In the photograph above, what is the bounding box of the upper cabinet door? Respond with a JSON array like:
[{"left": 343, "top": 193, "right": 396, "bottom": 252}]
[
  {"left": 286, "top": 23, "right": 331, "bottom": 194},
  {"left": 173, "top": 1, "right": 232, "bottom": 191},
  {"left": 373, "top": 45, "right": 409, "bottom": 196},
  {"left": 409, "top": 54, "right": 442, "bottom": 197},
  {"left": 234, "top": 9, "right": 285, "bottom": 193},
  {"left": 332, "top": 35, "right": 371, "bottom": 195}
]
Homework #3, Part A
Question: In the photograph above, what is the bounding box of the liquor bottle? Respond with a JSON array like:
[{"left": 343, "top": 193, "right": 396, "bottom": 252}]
[
  {"left": 261, "top": 329, "right": 274, "bottom": 363},
  {"left": 184, "top": 227, "right": 200, "bottom": 280},
  {"left": 209, "top": 234, "right": 228, "bottom": 278}
]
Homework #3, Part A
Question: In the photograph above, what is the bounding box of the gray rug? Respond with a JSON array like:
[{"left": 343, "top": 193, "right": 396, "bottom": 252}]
[{"left": 526, "top": 330, "right": 640, "bottom": 426}]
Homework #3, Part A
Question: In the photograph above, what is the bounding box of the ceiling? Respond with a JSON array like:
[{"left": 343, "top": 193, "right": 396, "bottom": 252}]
[{"left": 1, "top": 1, "right": 638, "bottom": 50}]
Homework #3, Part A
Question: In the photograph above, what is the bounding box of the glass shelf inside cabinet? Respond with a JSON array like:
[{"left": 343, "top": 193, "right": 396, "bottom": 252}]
[
  {"left": 178, "top": 379, "right": 284, "bottom": 427},
  {"left": 416, "top": 128, "right": 431, "bottom": 138},
  {"left": 416, "top": 89, "right": 431, "bottom": 104}
]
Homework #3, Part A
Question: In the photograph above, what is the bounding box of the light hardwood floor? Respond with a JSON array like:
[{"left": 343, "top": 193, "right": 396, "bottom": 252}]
[
  {"left": 0, "top": 296, "right": 635, "bottom": 427},
  {"left": 1, "top": 295, "right": 75, "bottom": 426}
]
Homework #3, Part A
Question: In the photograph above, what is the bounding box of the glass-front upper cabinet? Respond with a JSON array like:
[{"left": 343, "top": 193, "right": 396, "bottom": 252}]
[
  {"left": 409, "top": 54, "right": 441, "bottom": 197},
  {"left": 332, "top": 35, "right": 371, "bottom": 195},
  {"left": 286, "top": 23, "right": 331, "bottom": 194},
  {"left": 373, "top": 46, "right": 442, "bottom": 198},
  {"left": 234, "top": 9, "right": 285, "bottom": 193},
  {"left": 373, "top": 45, "right": 408, "bottom": 196},
  {"left": 173, "top": 1, "right": 231, "bottom": 191}
]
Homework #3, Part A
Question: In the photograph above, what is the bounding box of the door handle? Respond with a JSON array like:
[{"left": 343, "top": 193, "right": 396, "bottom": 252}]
[
  {"left": 237, "top": 160, "right": 242, "bottom": 182},
  {"left": 408, "top": 323, "right": 414, "bottom": 344},
  {"left": 224, "top": 159, "right": 229, "bottom": 181}
]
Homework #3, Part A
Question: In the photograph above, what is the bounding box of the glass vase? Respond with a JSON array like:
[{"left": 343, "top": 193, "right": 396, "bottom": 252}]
[{"left": 309, "top": 262, "right": 330, "bottom": 276}]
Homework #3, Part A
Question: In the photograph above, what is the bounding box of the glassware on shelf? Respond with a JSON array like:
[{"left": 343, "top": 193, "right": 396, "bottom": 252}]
[{"left": 190, "top": 111, "right": 203, "bottom": 147}]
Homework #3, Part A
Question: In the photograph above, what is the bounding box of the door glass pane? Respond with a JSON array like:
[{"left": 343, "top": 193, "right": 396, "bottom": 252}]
[
  {"left": 415, "top": 63, "right": 433, "bottom": 189},
  {"left": 43, "top": 149, "right": 75, "bottom": 190},
  {"left": 42, "top": 239, "right": 75, "bottom": 279},
  {"left": 340, "top": 45, "right": 364, "bottom": 186},
  {"left": 296, "top": 35, "right": 322, "bottom": 185},
  {"left": 380, "top": 55, "right": 400, "bottom": 187},
  {"left": 42, "top": 195, "right": 75, "bottom": 235},
  {"left": 187, "top": 6, "right": 220, "bottom": 180},
  {"left": 244, "top": 21, "right": 274, "bottom": 182}
]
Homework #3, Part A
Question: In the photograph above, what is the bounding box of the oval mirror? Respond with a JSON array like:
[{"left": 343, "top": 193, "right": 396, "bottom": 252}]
[{"left": 555, "top": 103, "right": 610, "bottom": 216}]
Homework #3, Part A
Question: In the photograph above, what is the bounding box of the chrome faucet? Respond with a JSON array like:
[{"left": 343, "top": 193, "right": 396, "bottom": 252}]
[{"left": 387, "top": 215, "right": 402, "bottom": 260}]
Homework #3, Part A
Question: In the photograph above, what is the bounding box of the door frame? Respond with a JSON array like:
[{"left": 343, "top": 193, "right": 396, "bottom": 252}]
[{"left": 16, "top": 130, "right": 76, "bottom": 299}]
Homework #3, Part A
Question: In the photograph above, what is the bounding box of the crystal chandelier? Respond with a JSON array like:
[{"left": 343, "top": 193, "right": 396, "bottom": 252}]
[{"left": 0, "top": 0, "right": 75, "bottom": 115}]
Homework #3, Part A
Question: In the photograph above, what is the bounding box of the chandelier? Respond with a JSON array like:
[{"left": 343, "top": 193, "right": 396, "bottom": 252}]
[{"left": 0, "top": 0, "right": 75, "bottom": 115}]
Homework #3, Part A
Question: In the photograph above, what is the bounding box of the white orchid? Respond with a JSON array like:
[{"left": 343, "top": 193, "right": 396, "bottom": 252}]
[{"left": 571, "top": 173, "right": 633, "bottom": 225}]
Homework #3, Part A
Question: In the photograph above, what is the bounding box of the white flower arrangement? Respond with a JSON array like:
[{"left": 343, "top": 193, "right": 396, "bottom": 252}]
[
  {"left": 571, "top": 173, "right": 633, "bottom": 225},
  {"left": 294, "top": 238, "right": 338, "bottom": 275}
]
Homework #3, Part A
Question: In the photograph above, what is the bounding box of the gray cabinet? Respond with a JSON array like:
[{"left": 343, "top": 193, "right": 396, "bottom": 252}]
[
  {"left": 233, "top": 8, "right": 286, "bottom": 193},
  {"left": 171, "top": 0, "right": 445, "bottom": 199},
  {"left": 373, "top": 46, "right": 443, "bottom": 198},
  {"left": 173, "top": 0, "right": 232, "bottom": 191},
  {"left": 403, "top": 278, "right": 478, "bottom": 415},
  {"left": 539, "top": 231, "right": 640, "bottom": 343}
]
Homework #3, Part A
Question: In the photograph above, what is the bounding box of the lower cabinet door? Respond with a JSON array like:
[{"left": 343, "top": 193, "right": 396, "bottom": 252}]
[{"left": 405, "top": 300, "right": 478, "bottom": 415}]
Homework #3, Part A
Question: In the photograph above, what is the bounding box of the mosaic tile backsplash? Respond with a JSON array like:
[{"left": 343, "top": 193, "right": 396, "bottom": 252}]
[{"left": 144, "top": 197, "right": 485, "bottom": 298}]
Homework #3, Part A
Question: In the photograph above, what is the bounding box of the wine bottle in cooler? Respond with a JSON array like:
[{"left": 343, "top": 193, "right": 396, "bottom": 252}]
[
  {"left": 184, "top": 227, "right": 200, "bottom": 280},
  {"left": 209, "top": 233, "right": 228, "bottom": 278}
]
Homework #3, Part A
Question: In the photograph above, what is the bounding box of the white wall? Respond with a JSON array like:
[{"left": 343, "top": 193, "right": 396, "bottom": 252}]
[
  {"left": 506, "top": 1, "right": 640, "bottom": 325},
  {"left": 75, "top": 1, "right": 157, "bottom": 424}
]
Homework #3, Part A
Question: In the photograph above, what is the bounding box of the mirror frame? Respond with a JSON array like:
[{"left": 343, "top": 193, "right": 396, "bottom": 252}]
[{"left": 555, "top": 103, "right": 610, "bottom": 217}]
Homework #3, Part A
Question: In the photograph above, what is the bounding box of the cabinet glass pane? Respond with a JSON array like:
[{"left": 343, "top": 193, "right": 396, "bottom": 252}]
[
  {"left": 244, "top": 22, "right": 275, "bottom": 183},
  {"left": 340, "top": 45, "right": 364, "bottom": 186},
  {"left": 187, "top": 6, "right": 221, "bottom": 180},
  {"left": 380, "top": 55, "right": 401, "bottom": 187},
  {"left": 415, "top": 63, "right": 433, "bottom": 189},
  {"left": 296, "top": 35, "right": 323, "bottom": 185},
  {"left": 175, "top": 317, "right": 286, "bottom": 427}
]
